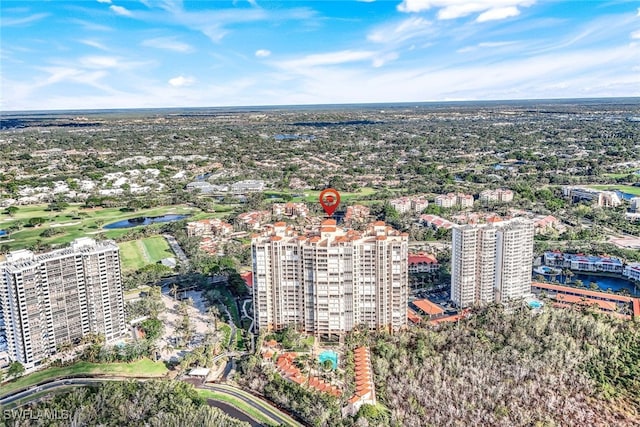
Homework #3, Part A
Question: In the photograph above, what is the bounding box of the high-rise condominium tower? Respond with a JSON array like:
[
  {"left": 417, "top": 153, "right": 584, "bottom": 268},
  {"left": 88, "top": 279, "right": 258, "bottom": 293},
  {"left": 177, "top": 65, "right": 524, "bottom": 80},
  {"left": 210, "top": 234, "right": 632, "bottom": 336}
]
[
  {"left": 252, "top": 220, "right": 408, "bottom": 338},
  {"left": 451, "top": 218, "right": 534, "bottom": 308},
  {"left": 0, "top": 238, "right": 126, "bottom": 367}
]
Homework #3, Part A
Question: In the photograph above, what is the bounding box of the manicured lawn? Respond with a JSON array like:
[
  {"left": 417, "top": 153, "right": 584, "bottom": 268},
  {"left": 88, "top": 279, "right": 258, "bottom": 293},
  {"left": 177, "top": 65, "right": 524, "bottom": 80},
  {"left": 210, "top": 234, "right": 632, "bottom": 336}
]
[
  {"left": 297, "top": 187, "right": 378, "bottom": 203},
  {"left": 589, "top": 185, "right": 640, "bottom": 196},
  {"left": 0, "top": 359, "right": 168, "bottom": 397},
  {"left": 118, "top": 240, "right": 148, "bottom": 271},
  {"left": 197, "top": 389, "right": 278, "bottom": 426},
  {"left": 143, "top": 236, "right": 173, "bottom": 260},
  {"left": 0, "top": 204, "right": 198, "bottom": 251}
]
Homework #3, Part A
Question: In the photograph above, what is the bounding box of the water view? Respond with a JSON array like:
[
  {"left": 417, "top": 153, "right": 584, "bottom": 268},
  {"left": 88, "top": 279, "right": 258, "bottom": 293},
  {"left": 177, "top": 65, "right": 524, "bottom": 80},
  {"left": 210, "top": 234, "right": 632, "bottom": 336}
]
[
  {"left": 536, "top": 272, "right": 639, "bottom": 296},
  {"left": 103, "top": 214, "right": 188, "bottom": 229}
]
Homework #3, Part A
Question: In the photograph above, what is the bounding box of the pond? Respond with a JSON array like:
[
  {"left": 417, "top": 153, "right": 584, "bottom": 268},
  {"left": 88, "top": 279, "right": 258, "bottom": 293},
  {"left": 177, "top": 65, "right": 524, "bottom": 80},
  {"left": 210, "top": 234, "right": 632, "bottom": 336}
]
[
  {"left": 536, "top": 272, "right": 639, "bottom": 296},
  {"left": 614, "top": 190, "right": 637, "bottom": 200},
  {"left": 103, "top": 214, "right": 188, "bottom": 229}
]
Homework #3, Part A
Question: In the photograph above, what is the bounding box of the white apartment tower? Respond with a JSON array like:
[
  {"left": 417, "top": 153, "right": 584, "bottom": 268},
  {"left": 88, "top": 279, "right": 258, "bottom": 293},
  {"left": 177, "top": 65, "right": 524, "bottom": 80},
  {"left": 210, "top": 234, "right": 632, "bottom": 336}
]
[
  {"left": 451, "top": 219, "right": 534, "bottom": 308},
  {"left": 0, "top": 238, "right": 126, "bottom": 367},
  {"left": 252, "top": 220, "right": 408, "bottom": 338}
]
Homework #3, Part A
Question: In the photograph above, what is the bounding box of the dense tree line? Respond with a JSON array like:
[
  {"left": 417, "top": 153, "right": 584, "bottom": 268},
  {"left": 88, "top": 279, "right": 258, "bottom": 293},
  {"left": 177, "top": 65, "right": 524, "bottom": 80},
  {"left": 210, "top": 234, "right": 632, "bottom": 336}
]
[
  {"left": 238, "top": 306, "right": 640, "bottom": 426},
  {"left": 6, "top": 380, "right": 249, "bottom": 427}
]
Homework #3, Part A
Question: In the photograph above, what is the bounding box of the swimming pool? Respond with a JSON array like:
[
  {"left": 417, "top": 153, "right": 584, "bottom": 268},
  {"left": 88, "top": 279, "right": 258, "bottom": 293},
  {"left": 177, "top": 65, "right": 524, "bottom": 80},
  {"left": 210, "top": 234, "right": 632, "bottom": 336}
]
[
  {"left": 318, "top": 350, "right": 338, "bottom": 370},
  {"left": 528, "top": 300, "right": 543, "bottom": 309}
]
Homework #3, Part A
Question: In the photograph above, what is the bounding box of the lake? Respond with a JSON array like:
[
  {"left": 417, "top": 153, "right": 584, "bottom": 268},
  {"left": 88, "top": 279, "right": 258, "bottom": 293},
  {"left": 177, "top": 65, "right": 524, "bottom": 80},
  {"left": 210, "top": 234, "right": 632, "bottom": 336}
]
[
  {"left": 537, "top": 272, "right": 639, "bottom": 296},
  {"left": 103, "top": 214, "right": 188, "bottom": 229}
]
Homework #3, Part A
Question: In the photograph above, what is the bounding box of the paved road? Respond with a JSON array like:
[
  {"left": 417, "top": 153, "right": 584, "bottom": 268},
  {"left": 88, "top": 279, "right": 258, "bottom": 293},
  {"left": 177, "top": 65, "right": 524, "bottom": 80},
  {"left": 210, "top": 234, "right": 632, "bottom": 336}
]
[
  {"left": 1, "top": 377, "right": 302, "bottom": 426},
  {"left": 0, "top": 378, "right": 114, "bottom": 406},
  {"left": 203, "top": 383, "right": 303, "bottom": 427},
  {"left": 163, "top": 233, "right": 189, "bottom": 266}
]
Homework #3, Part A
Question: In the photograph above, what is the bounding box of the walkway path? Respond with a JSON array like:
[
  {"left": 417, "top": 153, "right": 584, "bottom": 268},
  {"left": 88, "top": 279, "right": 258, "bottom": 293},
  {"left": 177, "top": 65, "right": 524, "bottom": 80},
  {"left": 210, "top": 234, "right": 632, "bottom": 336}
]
[{"left": 162, "top": 233, "right": 189, "bottom": 266}]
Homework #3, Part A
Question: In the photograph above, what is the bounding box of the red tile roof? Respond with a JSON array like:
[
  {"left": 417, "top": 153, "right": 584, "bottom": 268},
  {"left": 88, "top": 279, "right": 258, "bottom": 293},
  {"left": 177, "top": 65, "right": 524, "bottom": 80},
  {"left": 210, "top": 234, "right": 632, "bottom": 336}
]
[{"left": 413, "top": 299, "right": 444, "bottom": 316}]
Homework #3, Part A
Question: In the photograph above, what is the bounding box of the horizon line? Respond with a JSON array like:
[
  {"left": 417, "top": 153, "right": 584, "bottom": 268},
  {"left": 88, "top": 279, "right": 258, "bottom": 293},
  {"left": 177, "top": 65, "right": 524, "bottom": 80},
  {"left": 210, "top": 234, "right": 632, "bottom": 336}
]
[{"left": 2, "top": 96, "right": 640, "bottom": 115}]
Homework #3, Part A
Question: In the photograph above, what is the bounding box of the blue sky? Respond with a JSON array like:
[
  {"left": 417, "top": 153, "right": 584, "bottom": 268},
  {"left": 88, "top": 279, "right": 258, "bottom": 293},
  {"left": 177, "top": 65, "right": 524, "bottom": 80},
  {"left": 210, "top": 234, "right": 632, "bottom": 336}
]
[{"left": 2, "top": 0, "right": 639, "bottom": 110}]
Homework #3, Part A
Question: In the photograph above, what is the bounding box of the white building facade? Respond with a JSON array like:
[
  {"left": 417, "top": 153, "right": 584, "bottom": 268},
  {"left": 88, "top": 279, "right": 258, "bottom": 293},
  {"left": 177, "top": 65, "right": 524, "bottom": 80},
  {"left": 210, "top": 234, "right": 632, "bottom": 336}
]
[
  {"left": 451, "top": 219, "right": 534, "bottom": 308},
  {"left": 252, "top": 220, "right": 408, "bottom": 338},
  {"left": 0, "top": 238, "right": 126, "bottom": 367}
]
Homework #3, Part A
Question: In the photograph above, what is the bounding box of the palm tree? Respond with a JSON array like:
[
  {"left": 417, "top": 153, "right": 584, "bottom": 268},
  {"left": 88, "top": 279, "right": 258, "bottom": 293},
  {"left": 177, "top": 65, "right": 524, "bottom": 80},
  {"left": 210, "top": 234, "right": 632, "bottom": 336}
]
[{"left": 207, "top": 305, "right": 220, "bottom": 330}]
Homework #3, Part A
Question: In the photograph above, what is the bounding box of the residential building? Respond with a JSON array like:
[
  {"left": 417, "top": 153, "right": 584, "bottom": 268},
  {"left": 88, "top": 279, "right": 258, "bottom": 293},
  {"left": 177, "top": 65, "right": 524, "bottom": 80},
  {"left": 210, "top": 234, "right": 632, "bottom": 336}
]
[
  {"left": 479, "top": 188, "right": 514, "bottom": 203},
  {"left": 420, "top": 214, "right": 455, "bottom": 230},
  {"left": 185, "top": 182, "right": 228, "bottom": 194},
  {"left": 624, "top": 263, "right": 640, "bottom": 282},
  {"left": 390, "top": 196, "right": 428, "bottom": 213},
  {"left": 563, "top": 186, "right": 622, "bottom": 207},
  {"left": 630, "top": 197, "right": 640, "bottom": 213},
  {"left": 186, "top": 218, "right": 233, "bottom": 237},
  {"left": 531, "top": 282, "right": 640, "bottom": 320},
  {"left": 435, "top": 193, "right": 474, "bottom": 208},
  {"left": 451, "top": 219, "right": 534, "bottom": 308},
  {"left": 408, "top": 253, "right": 439, "bottom": 273},
  {"left": 344, "top": 205, "right": 370, "bottom": 225},
  {"left": 411, "top": 197, "right": 429, "bottom": 212},
  {"left": 0, "top": 238, "right": 126, "bottom": 368},
  {"left": 543, "top": 251, "right": 624, "bottom": 274},
  {"left": 342, "top": 346, "right": 376, "bottom": 417},
  {"left": 533, "top": 215, "right": 564, "bottom": 234},
  {"left": 252, "top": 220, "right": 408, "bottom": 338},
  {"left": 272, "top": 202, "right": 309, "bottom": 218},
  {"left": 434, "top": 193, "right": 457, "bottom": 208},
  {"left": 236, "top": 210, "right": 270, "bottom": 231},
  {"left": 390, "top": 197, "right": 412, "bottom": 214},
  {"left": 230, "top": 180, "right": 265, "bottom": 193}
]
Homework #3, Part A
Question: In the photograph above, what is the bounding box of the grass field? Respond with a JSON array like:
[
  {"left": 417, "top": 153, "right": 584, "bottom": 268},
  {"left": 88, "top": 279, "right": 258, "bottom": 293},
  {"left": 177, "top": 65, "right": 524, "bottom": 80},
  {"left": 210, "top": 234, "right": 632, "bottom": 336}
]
[
  {"left": 588, "top": 185, "right": 640, "bottom": 196},
  {"left": 197, "top": 389, "right": 279, "bottom": 426},
  {"left": 117, "top": 236, "right": 174, "bottom": 272},
  {"left": 0, "top": 204, "right": 199, "bottom": 251},
  {"left": 0, "top": 359, "right": 168, "bottom": 397}
]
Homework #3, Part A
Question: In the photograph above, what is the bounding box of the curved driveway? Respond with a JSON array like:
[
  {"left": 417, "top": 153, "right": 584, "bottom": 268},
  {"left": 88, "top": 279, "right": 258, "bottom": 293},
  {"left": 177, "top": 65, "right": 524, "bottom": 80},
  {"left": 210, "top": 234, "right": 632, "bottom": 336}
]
[
  {"left": 203, "top": 383, "right": 303, "bottom": 427},
  {"left": 0, "top": 378, "right": 303, "bottom": 427}
]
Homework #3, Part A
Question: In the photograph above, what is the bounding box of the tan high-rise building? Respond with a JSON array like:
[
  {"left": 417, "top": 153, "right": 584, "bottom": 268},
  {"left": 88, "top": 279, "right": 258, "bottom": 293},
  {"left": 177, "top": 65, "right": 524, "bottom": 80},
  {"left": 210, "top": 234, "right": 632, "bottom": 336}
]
[
  {"left": 451, "top": 219, "right": 534, "bottom": 308},
  {"left": 0, "top": 238, "right": 125, "bottom": 367},
  {"left": 252, "top": 220, "right": 408, "bottom": 338}
]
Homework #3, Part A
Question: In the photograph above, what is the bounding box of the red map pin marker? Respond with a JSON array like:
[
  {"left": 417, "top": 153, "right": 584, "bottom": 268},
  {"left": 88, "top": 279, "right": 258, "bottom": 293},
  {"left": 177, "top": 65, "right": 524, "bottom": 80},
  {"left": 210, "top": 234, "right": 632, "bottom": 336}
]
[{"left": 319, "top": 188, "right": 340, "bottom": 216}]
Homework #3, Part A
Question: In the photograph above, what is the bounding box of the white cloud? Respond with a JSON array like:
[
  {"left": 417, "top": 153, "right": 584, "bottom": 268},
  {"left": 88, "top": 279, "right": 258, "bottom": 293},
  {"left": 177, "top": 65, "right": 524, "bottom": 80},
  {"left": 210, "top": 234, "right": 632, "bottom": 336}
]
[
  {"left": 69, "top": 19, "right": 113, "bottom": 31},
  {"left": 97, "top": 0, "right": 112, "bottom": 4},
  {"left": 457, "top": 40, "right": 517, "bottom": 53},
  {"left": 80, "top": 40, "right": 110, "bottom": 51},
  {"left": 136, "top": 2, "right": 315, "bottom": 43},
  {"left": 142, "top": 37, "right": 194, "bottom": 53},
  {"left": 277, "top": 50, "right": 376, "bottom": 69},
  {"left": 79, "top": 56, "right": 121, "bottom": 69},
  {"left": 110, "top": 5, "right": 132, "bottom": 17},
  {"left": 168, "top": 75, "right": 195, "bottom": 87},
  {"left": 255, "top": 49, "right": 271, "bottom": 58},
  {"left": 477, "top": 6, "right": 520, "bottom": 22},
  {"left": 1, "top": 13, "right": 48, "bottom": 27},
  {"left": 397, "top": 0, "right": 534, "bottom": 22},
  {"left": 372, "top": 52, "right": 399, "bottom": 67},
  {"left": 631, "top": 30, "right": 640, "bottom": 40},
  {"left": 368, "top": 17, "right": 432, "bottom": 45}
]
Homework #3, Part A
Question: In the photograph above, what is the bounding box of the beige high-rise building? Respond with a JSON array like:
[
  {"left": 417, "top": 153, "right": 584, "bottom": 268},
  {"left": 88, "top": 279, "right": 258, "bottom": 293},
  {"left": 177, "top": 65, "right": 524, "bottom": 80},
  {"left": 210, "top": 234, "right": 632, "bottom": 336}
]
[
  {"left": 252, "top": 220, "right": 408, "bottom": 338},
  {"left": 0, "top": 238, "right": 126, "bottom": 367},
  {"left": 451, "top": 219, "right": 534, "bottom": 308}
]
